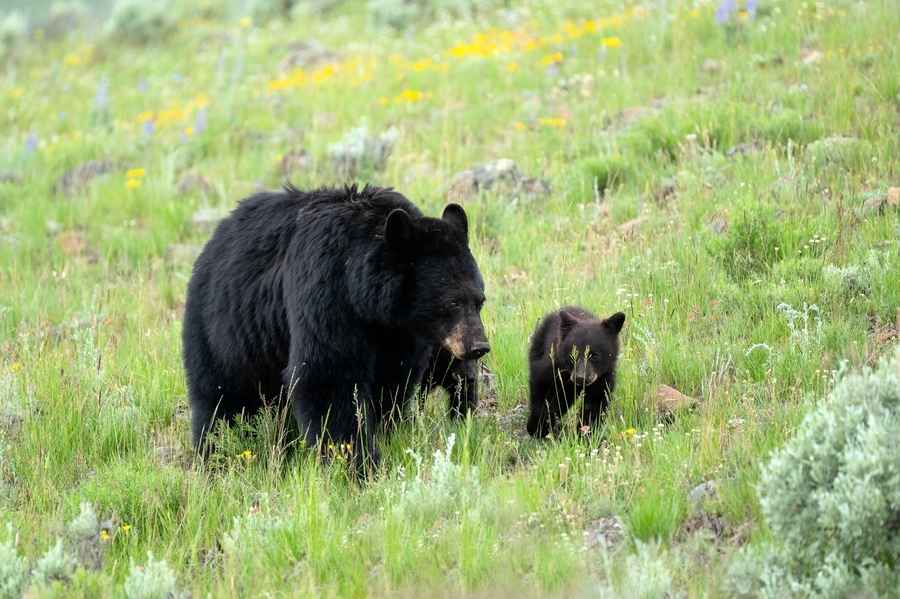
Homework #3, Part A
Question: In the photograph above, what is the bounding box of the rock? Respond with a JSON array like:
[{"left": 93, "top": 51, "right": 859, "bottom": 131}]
[
  {"left": 702, "top": 58, "right": 723, "bottom": 74},
  {"left": 192, "top": 207, "right": 227, "bottom": 229},
  {"left": 166, "top": 243, "right": 203, "bottom": 263},
  {"left": 617, "top": 217, "right": 646, "bottom": 237},
  {"left": 446, "top": 159, "right": 550, "bottom": 202},
  {"left": 725, "top": 141, "right": 762, "bottom": 158},
  {"left": 800, "top": 49, "right": 823, "bottom": 65},
  {"left": 651, "top": 178, "right": 677, "bottom": 204},
  {"left": 805, "top": 135, "right": 867, "bottom": 168},
  {"left": 689, "top": 480, "right": 718, "bottom": 506},
  {"left": 654, "top": 384, "right": 699, "bottom": 417},
  {"left": 709, "top": 215, "right": 729, "bottom": 235},
  {"left": 584, "top": 516, "right": 625, "bottom": 550},
  {"left": 54, "top": 160, "right": 117, "bottom": 197},
  {"left": 279, "top": 148, "right": 311, "bottom": 177},
  {"left": 859, "top": 187, "right": 900, "bottom": 216},
  {"left": 0, "top": 171, "right": 22, "bottom": 185},
  {"left": 328, "top": 126, "right": 398, "bottom": 178},
  {"left": 176, "top": 172, "right": 213, "bottom": 197},
  {"left": 279, "top": 40, "right": 339, "bottom": 71}
]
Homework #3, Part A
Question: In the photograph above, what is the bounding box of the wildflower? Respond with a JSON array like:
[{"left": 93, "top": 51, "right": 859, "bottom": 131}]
[
  {"left": 142, "top": 120, "right": 155, "bottom": 137},
  {"left": 601, "top": 36, "right": 622, "bottom": 49},
  {"left": 540, "top": 51, "right": 563, "bottom": 66},
  {"left": 120, "top": 523, "right": 132, "bottom": 534},
  {"left": 126, "top": 178, "right": 142, "bottom": 190},
  {"left": 194, "top": 107, "right": 208, "bottom": 134},
  {"left": 715, "top": 0, "right": 736, "bottom": 24},
  {"left": 239, "top": 449, "right": 254, "bottom": 462},
  {"left": 396, "top": 89, "right": 425, "bottom": 103},
  {"left": 239, "top": 17, "right": 252, "bottom": 29},
  {"left": 538, "top": 116, "right": 567, "bottom": 128},
  {"left": 184, "top": 127, "right": 194, "bottom": 137},
  {"left": 513, "top": 121, "right": 526, "bottom": 130},
  {"left": 99, "top": 529, "right": 110, "bottom": 542},
  {"left": 506, "top": 62, "right": 519, "bottom": 72},
  {"left": 9, "top": 87, "right": 24, "bottom": 98},
  {"left": 25, "top": 133, "right": 39, "bottom": 154},
  {"left": 126, "top": 168, "right": 146, "bottom": 179},
  {"left": 747, "top": 0, "right": 757, "bottom": 17},
  {"left": 621, "top": 427, "right": 637, "bottom": 439},
  {"left": 94, "top": 77, "right": 109, "bottom": 110},
  {"left": 9, "top": 361, "right": 22, "bottom": 373}
]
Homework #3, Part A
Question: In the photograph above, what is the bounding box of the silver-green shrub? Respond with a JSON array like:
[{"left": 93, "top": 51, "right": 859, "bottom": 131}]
[
  {"left": 31, "top": 540, "right": 77, "bottom": 586},
  {"left": 728, "top": 348, "right": 900, "bottom": 598},
  {"left": 123, "top": 552, "right": 182, "bottom": 599},
  {"left": 105, "top": 0, "right": 178, "bottom": 43},
  {"left": 0, "top": 525, "right": 28, "bottom": 599}
]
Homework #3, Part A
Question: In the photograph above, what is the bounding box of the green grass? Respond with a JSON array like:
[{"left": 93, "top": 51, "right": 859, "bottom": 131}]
[{"left": 1, "top": 0, "right": 899, "bottom": 597}]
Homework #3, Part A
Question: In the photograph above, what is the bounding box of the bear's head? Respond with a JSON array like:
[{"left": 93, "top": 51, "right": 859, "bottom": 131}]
[
  {"left": 527, "top": 310, "right": 625, "bottom": 438},
  {"left": 385, "top": 203, "right": 490, "bottom": 361},
  {"left": 556, "top": 310, "right": 625, "bottom": 387}
]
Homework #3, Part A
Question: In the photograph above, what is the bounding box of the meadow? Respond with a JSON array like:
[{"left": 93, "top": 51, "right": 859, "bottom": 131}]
[{"left": 0, "top": 0, "right": 898, "bottom": 596}]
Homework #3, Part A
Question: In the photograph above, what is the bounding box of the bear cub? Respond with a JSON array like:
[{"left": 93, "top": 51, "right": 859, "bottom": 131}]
[{"left": 526, "top": 307, "right": 625, "bottom": 438}]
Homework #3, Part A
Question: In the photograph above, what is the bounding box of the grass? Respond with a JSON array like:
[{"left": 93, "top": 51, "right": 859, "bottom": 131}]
[{"left": 1, "top": 0, "right": 899, "bottom": 596}]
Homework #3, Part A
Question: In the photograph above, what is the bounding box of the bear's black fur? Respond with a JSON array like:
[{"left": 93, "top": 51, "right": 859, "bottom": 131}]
[
  {"left": 526, "top": 306, "right": 625, "bottom": 438},
  {"left": 182, "top": 184, "right": 490, "bottom": 468}
]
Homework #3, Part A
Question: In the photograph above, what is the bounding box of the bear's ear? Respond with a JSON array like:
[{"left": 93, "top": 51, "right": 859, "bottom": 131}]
[
  {"left": 559, "top": 310, "right": 579, "bottom": 336},
  {"left": 442, "top": 203, "right": 468, "bottom": 242},
  {"left": 385, "top": 209, "right": 415, "bottom": 251},
  {"left": 602, "top": 312, "right": 626, "bottom": 335}
]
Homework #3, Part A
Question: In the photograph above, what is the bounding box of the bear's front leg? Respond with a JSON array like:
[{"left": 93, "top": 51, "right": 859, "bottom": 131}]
[{"left": 290, "top": 381, "right": 379, "bottom": 477}]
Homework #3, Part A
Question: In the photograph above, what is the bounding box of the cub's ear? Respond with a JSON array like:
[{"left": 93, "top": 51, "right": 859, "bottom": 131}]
[
  {"left": 385, "top": 209, "right": 414, "bottom": 250},
  {"left": 442, "top": 203, "right": 468, "bottom": 242},
  {"left": 559, "top": 310, "right": 579, "bottom": 336},
  {"left": 602, "top": 312, "right": 626, "bottom": 335}
]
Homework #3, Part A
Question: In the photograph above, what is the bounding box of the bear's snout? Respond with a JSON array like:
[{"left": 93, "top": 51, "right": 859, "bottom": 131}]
[{"left": 463, "top": 340, "right": 490, "bottom": 360}]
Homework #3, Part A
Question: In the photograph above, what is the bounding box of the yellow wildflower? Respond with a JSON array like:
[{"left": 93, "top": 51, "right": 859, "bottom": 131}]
[
  {"left": 239, "top": 449, "right": 254, "bottom": 462},
  {"left": 540, "top": 51, "right": 563, "bottom": 66},
  {"left": 184, "top": 127, "right": 194, "bottom": 137},
  {"left": 513, "top": 121, "right": 526, "bottom": 130},
  {"left": 239, "top": 17, "right": 252, "bottom": 29},
  {"left": 9, "top": 362, "right": 22, "bottom": 374},
  {"left": 396, "top": 89, "right": 425, "bottom": 103},
  {"left": 506, "top": 62, "right": 519, "bottom": 72},
  {"left": 689, "top": 8, "right": 701, "bottom": 18},
  {"left": 601, "top": 36, "right": 623, "bottom": 49},
  {"left": 538, "top": 117, "right": 567, "bottom": 128},
  {"left": 126, "top": 178, "right": 142, "bottom": 190},
  {"left": 99, "top": 529, "right": 110, "bottom": 542},
  {"left": 621, "top": 427, "right": 637, "bottom": 439},
  {"left": 126, "top": 168, "right": 146, "bottom": 179},
  {"left": 120, "top": 523, "right": 132, "bottom": 534}
]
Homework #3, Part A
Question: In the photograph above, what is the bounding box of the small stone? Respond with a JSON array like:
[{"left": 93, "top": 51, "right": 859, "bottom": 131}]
[
  {"left": 0, "top": 171, "right": 22, "bottom": 185},
  {"left": 689, "top": 480, "right": 718, "bottom": 506},
  {"left": 709, "top": 215, "right": 729, "bottom": 235},
  {"left": 618, "top": 217, "right": 646, "bottom": 237},
  {"left": 279, "top": 40, "right": 338, "bottom": 72},
  {"left": 655, "top": 385, "right": 699, "bottom": 416},
  {"left": 702, "top": 58, "right": 723, "bottom": 74},
  {"left": 446, "top": 158, "right": 549, "bottom": 202},
  {"left": 192, "top": 207, "right": 227, "bottom": 229},
  {"left": 54, "top": 160, "right": 117, "bottom": 197},
  {"left": 176, "top": 172, "right": 213, "bottom": 197},
  {"left": 279, "top": 148, "right": 311, "bottom": 177},
  {"left": 584, "top": 516, "right": 625, "bottom": 550},
  {"left": 800, "top": 49, "right": 823, "bottom": 65}
]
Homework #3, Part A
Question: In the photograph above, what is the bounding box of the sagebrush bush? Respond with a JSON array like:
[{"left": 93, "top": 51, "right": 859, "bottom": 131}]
[
  {"left": 31, "top": 540, "right": 77, "bottom": 587},
  {"left": 367, "top": 0, "right": 496, "bottom": 29},
  {"left": 0, "top": 525, "right": 28, "bottom": 599},
  {"left": 597, "top": 541, "right": 674, "bottom": 599},
  {"left": 0, "top": 11, "right": 27, "bottom": 57},
  {"left": 123, "top": 553, "right": 181, "bottom": 599},
  {"left": 105, "top": 0, "right": 178, "bottom": 43},
  {"left": 728, "top": 348, "right": 900, "bottom": 597},
  {"left": 327, "top": 125, "right": 398, "bottom": 178}
]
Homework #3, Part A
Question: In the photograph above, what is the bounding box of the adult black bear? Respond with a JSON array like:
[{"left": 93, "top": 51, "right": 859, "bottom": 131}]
[
  {"left": 526, "top": 306, "right": 624, "bottom": 438},
  {"left": 182, "top": 184, "right": 489, "bottom": 468}
]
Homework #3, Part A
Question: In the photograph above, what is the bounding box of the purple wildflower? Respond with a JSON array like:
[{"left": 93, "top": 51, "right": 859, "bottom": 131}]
[
  {"left": 194, "top": 108, "right": 207, "bottom": 135},
  {"left": 25, "top": 133, "right": 39, "bottom": 154},
  {"left": 94, "top": 77, "right": 109, "bottom": 110},
  {"left": 138, "top": 79, "right": 149, "bottom": 94},
  {"left": 747, "top": 0, "right": 757, "bottom": 18},
  {"left": 715, "top": 0, "right": 736, "bottom": 24},
  {"left": 143, "top": 120, "right": 155, "bottom": 137}
]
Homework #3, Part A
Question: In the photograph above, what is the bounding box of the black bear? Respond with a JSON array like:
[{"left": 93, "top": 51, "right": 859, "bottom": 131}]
[
  {"left": 182, "top": 184, "right": 490, "bottom": 469},
  {"left": 526, "top": 306, "right": 625, "bottom": 438}
]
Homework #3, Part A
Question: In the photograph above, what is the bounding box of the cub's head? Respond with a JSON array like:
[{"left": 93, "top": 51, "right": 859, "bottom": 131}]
[
  {"left": 556, "top": 310, "right": 625, "bottom": 387},
  {"left": 384, "top": 203, "right": 489, "bottom": 361}
]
